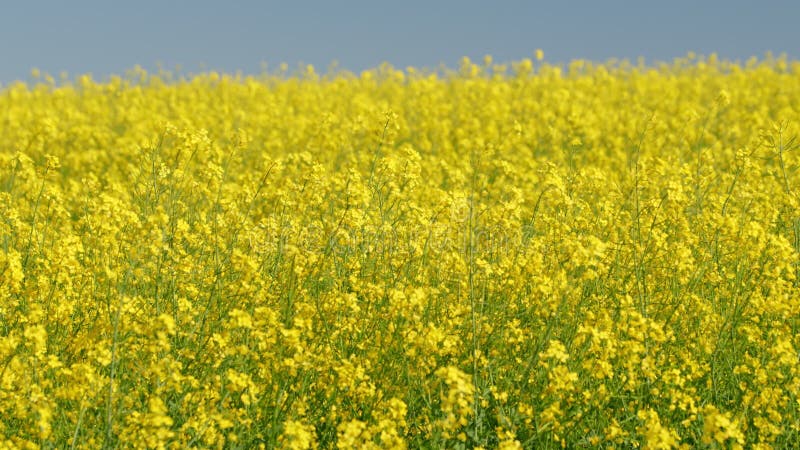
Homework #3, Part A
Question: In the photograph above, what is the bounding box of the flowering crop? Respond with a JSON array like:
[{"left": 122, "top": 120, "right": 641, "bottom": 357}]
[{"left": 1, "top": 54, "right": 800, "bottom": 448}]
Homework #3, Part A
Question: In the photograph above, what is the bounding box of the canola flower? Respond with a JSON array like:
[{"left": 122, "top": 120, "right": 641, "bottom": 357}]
[{"left": 1, "top": 54, "right": 800, "bottom": 448}]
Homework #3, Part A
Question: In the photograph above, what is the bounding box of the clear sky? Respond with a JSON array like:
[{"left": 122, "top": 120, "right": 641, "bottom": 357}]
[{"left": 1, "top": 0, "right": 798, "bottom": 83}]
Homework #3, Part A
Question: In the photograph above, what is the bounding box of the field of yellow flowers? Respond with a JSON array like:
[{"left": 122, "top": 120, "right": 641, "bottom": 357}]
[{"left": 1, "top": 54, "right": 800, "bottom": 449}]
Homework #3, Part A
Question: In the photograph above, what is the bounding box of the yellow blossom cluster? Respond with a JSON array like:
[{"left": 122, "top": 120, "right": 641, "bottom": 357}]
[{"left": 1, "top": 53, "right": 800, "bottom": 448}]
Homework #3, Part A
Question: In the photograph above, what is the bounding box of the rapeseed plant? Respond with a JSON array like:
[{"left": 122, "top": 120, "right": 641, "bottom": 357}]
[{"left": 1, "top": 54, "right": 800, "bottom": 447}]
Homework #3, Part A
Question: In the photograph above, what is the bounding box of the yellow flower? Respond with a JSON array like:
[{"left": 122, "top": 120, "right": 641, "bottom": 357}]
[
  {"left": 637, "top": 409, "right": 680, "bottom": 449},
  {"left": 701, "top": 405, "right": 745, "bottom": 447},
  {"left": 2, "top": 53, "right": 800, "bottom": 448},
  {"left": 280, "top": 420, "right": 317, "bottom": 450}
]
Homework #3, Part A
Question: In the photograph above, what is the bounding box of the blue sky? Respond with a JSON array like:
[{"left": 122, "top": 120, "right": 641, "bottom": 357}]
[{"left": 1, "top": 0, "right": 798, "bottom": 83}]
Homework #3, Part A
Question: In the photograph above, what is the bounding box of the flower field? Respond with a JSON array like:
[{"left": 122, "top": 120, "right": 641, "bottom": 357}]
[{"left": 1, "top": 54, "right": 800, "bottom": 448}]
